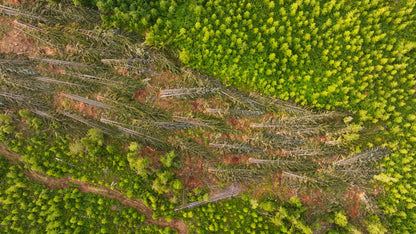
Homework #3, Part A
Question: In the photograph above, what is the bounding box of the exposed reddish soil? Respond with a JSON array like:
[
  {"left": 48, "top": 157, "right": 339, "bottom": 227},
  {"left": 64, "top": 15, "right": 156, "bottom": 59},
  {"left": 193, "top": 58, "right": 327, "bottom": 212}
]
[
  {"left": 75, "top": 101, "right": 101, "bottom": 120},
  {"left": 0, "top": 145, "right": 188, "bottom": 234},
  {"left": 0, "top": 18, "right": 56, "bottom": 56},
  {"left": 115, "top": 67, "right": 129, "bottom": 77},
  {"left": 175, "top": 154, "right": 207, "bottom": 190},
  {"left": 226, "top": 117, "right": 250, "bottom": 130},
  {"left": 265, "top": 149, "right": 286, "bottom": 156},
  {"left": 343, "top": 186, "right": 362, "bottom": 219},
  {"left": 298, "top": 189, "right": 325, "bottom": 208},
  {"left": 222, "top": 154, "right": 249, "bottom": 165},
  {"left": 219, "top": 133, "right": 242, "bottom": 142},
  {"left": 189, "top": 98, "right": 206, "bottom": 112},
  {"left": 139, "top": 146, "right": 164, "bottom": 170},
  {"left": 133, "top": 86, "right": 153, "bottom": 104}
]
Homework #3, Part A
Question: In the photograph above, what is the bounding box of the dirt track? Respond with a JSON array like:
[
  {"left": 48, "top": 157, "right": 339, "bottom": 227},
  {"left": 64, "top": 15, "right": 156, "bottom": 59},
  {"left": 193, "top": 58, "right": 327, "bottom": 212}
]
[{"left": 0, "top": 145, "right": 188, "bottom": 234}]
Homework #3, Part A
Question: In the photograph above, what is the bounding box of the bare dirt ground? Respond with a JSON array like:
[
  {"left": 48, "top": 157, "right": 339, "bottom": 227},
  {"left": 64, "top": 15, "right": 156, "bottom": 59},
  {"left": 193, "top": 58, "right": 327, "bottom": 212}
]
[
  {"left": 0, "top": 17, "right": 56, "bottom": 56},
  {"left": 0, "top": 145, "right": 188, "bottom": 234}
]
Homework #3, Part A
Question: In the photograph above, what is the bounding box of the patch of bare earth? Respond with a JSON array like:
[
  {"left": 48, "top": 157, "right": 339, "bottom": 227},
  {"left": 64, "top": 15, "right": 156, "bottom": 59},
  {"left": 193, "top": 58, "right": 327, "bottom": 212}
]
[
  {"left": 175, "top": 154, "right": 207, "bottom": 191},
  {"left": 75, "top": 102, "right": 101, "bottom": 120},
  {"left": 298, "top": 189, "right": 325, "bottom": 209},
  {"left": 0, "top": 145, "right": 188, "bottom": 233},
  {"left": 133, "top": 86, "right": 153, "bottom": 104},
  {"left": 219, "top": 133, "right": 242, "bottom": 142},
  {"left": 222, "top": 154, "right": 249, "bottom": 165},
  {"left": 139, "top": 146, "right": 165, "bottom": 170},
  {"left": 189, "top": 98, "right": 205, "bottom": 112},
  {"left": 226, "top": 117, "right": 250, "bottom": 130},
  {"left": 343, "top": 186, "right": 363, "bottom": 220},
  {"left": 0, "top": 18, "right": 56, "bottom": 56}
]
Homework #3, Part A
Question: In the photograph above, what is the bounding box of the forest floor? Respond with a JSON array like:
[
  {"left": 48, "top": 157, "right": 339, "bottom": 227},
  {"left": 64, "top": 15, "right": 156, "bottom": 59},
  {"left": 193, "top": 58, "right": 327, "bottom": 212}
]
[{"left": 0, "top": 144, "right": 188, "bottom": 233}]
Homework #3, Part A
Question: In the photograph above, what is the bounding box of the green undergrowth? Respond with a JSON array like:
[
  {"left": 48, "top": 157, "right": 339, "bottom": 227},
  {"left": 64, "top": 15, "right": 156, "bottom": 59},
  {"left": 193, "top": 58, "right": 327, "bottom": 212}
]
[
  {"left": 182, "top": 195, "right": 312, "bottom": 233},
  {"left": 0, "top": 156, "right": 162, "bottom": 233}
]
